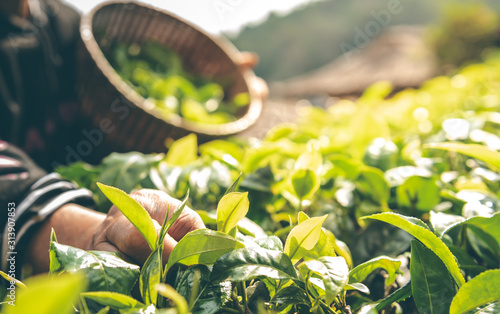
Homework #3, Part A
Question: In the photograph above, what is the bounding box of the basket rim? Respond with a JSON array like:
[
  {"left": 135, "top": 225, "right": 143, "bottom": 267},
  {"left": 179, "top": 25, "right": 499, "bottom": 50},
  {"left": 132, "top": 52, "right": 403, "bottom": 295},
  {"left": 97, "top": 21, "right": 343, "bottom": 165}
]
[{"left": 80, "top": 0, "right": 263, "bottom": 136}]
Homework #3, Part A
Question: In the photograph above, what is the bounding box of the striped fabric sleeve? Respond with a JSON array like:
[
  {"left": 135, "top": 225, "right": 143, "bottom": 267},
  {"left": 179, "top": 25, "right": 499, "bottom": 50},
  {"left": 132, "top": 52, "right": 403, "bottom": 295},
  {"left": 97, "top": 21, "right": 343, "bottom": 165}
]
[{"left": 0, "top": 141, "right": 94, "bottom": 274}]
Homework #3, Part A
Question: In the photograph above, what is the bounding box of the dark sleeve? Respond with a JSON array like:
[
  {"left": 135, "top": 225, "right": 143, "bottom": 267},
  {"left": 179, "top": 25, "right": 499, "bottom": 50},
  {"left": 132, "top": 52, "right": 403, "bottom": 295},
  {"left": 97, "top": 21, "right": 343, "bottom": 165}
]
[{"left": 0, "top": 141, "right": 94, "bottom": 275}]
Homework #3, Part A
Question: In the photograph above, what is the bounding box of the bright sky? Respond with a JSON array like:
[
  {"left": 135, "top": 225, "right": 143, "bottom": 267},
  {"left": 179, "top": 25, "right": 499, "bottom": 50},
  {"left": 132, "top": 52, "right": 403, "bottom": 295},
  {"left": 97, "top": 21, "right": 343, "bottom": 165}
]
[{"left": 64, "top": 0, "right": 318, "bottom": 34}]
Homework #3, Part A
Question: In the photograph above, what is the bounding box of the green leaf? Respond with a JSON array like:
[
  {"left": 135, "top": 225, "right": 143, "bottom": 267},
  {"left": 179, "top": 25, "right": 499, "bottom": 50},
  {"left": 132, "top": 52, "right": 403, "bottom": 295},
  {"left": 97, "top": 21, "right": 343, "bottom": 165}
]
[
  {"left": 165, "top": 134, "right": 198, "bottom": 166},
  {"left": 159, "top": 192, "right": 189, "bottom": 248},
  {"left": 211, "top": 247, "right": 297, "bottom": 283},
  {"left": 425, "top": 142, "right": 500, "bottom": 172},
  {"left": 216, "top": 192, "right": 249, "bottom": 234},
  {"left": 50, "top": 228, "right": 57, "bottom": 243},
  {"left": 294, "top": 149, "right": 322, "bottom": 173},
  {"left": 97, "top": 152, "right": 159, "bottom": 192},
  {"left": 345, "top": 282, "right": 370, "bottom": 294},
  {"left": 49, "top": 242, "right": 140, "bottom": 294},
  {"left": 254, "top": 236, "right": 284, "bottom": 251},
  {"left": 348, "top": 256, "right": 402, "bottom": 286},
  {"left": 0, "top": 270, "right": 26, "bottom": 288},
  {"left": 363, "top": 138, "right": 398, "bottom": 171},
  {"left": 95, "top": 152, "right": 160, "bottom": 211},
  {"left": 140, "top": 248, "right": 162, "bottom": 305},
  {"left": 81, "top": 291, "right": 145, "bottom": 310},
  {"left": 243, "top": 145, "right": 280, "bottom": 173},
  {"left": 450, "top": 269, "right": 500, "bottom": 314},
  {"left": 157, "top": 283, "right": 189, "bottom": 314},
  {"left": 444, "top": 213, "right": 500, "bottom": 268},
  {"left": 270, "top": 285, "right": 311, "bottom": 308},
  {"left": 166, "top": 229, "right": 244, "bottom": 270},
  {"left": 3, "top": 273, "right": 85, "bottom": 314},
  {"left": 469, "top": 301, "right": 500, "bottom": 314},
  {"left": 445, "top": 212, "right": 500, "bottom": 249},
  {"left": 375, "top": 281, "right": 411, "bottom": 311},
  {"left": 300, "top": 256, "right": 349, "bottom": 304},
  {"left": 175, "top": 264, "right": 229, "bottom": 314},
  {"left": 429, "top": 211, "right": 466, "bottom": 238},
  {"left": 324, "top": 229, "right": 353, "bottom": 268},
  {"left": 396, "top": 176, "right": 441, "bottom": 212},
  {"left": 356, "top": 166, "right": 390, "bottom": 206},
  {"left": 411, "top": 240, "right": 456, "bottom": 314},
  {"left": 97, "top": 182, "right": 158, "bottom": 251},
  {"left": 296, "top": 213, "right": 336, "bottom": 259},
  {"left": 290, "top": 169, "right": 319, "bottom": 200},
  {"left": 95, "top": 306, "right": 110, "bottom": 314},
  {"left": 363, "top": 212, "right": 466, "bottom": 287},
  {"left": 199, "top": 140, "right": 244, "bottom": 167},
  {"left": 358, "top": 303, "right": 379, "bottom": 314},
  {"left": 224, "top": 173, "right": 242, "bottom": 195},
  {"left": 284, "top": 215, "right": 328, "bottom": 263}
]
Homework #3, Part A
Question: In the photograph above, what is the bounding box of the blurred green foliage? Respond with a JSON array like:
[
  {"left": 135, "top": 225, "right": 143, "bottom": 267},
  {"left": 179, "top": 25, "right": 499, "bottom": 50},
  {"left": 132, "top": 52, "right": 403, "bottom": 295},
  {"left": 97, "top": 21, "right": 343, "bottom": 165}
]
[{"left": 429, "top": 2, "right": 500, "bottom": 70}]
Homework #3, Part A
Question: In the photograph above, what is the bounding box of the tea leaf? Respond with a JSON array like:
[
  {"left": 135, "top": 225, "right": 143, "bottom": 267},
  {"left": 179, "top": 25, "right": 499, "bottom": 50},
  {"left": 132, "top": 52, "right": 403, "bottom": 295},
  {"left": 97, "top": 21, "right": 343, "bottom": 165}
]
[
  {"left": 444, "top": 212, "right": 500, "bottom": 249},
  {"left": 300, "top": 256, "right": 349, "bottom": 304},
  {"left": 140, "top": 248, "right": 162, "bottom": 305},
  {"left": 224, "top": 173, "right": 242, "bottom": 195},
  {"left": 284, "top": 215, "right": 327, "bottom": 263},
  {"left": 294, "top": 149, "right": 322, "bottom": 173},
  {"left": 363, "top": 212, "right": 465, "bottom": 287},
  {"left": 429, "top": 211, "right": 465, "bottom": 238},
  {"left": 165, "top": 134, "right": 198, "bottom": 166},
  {"left": 166, "top": 229, "right": 244, "bottom": 270},
  {"left": 349, "top": 256, "right": 402, "bottom": 286},
  {"left": 157, "top": 284, "right": 189, "bottom": 314},
  {"left": 356, "top": 167, "right": 390, "bottom": 206},
  {"left": 97, "top": 182, "right": 157, "bottom": 251},
  {"left": 254, "top": 236, "right": 284, "bottom": 251},
  {"left": 216, "top": 192, "right": 249, "bottom": 234},
  {"left": 375, "top": 281, "right": 411, "bottom": 311},
  {"left": 425, "top": 142, "right": 500, "bottom": 172},
  {"left": 411, "top": 240, "right": 455, "bottom": 314},
  {"left": 3, "top": 273, "right": 84, "bottom": 314},
  {"left": 49, "top": 242, "right": 140, "bottom": 294},
  {"left": 81, "top": 291, "right": 145, "bottom": 310},
  {"left": 345, "top": 282, "right": 370, "bottom": 294},
  {"left": 176, "top": 264, "right": 229, "bottom": 314},
  {"left": 270, "top": 285, "right": 311, "bottom": 308},
  {"left": 97, "top": 152, "right": 159, "bottom": 194},
  {"left": 211, "top": 247, "right": 297, "bottom": 283},
  {"left": 450, "top": 269, "right": 500, "bottom": 314},
  {"left": 295, "top": 213, "right": 336, "bottom": 259},
  {"left": 325, "top": 229, "right": 353, "bottom": 269},
  {"left": 95, "top": 306, "right": 110, "bottom": 314},
  {"left": 396, "top": 176, "right": 441, "bottom": 212},
  {"left": 284, "top": 215, "right": 328, "bottom": 263},
  {"left": 159, "top": 192, "right": 189, "bottom": 248},
  {"left": 0, "top": 270, "right": 26, "bottom": 288},
  {"left": 290, "top": 169, "right": 319, "bottom": 200}
]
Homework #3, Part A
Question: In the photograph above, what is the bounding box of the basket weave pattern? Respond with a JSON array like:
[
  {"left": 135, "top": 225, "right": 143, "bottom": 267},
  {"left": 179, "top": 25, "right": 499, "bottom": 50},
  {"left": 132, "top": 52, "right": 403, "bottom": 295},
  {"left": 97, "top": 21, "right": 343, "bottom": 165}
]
[{"left": 78, "top": 1, "right": 261, "bottom": 156}]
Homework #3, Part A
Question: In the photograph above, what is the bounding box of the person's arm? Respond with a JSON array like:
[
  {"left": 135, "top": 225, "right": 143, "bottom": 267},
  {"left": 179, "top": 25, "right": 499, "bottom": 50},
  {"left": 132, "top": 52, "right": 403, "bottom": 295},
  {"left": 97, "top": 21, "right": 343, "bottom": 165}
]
[
  {"left": 0, "top": 141, "right": 94, "bottom": 275},
  {"left": 1, "top": 141, "right": 205, "bottom": 275},
  {"left": 26, "top": 203, "right": 105, "bottom": 273}
]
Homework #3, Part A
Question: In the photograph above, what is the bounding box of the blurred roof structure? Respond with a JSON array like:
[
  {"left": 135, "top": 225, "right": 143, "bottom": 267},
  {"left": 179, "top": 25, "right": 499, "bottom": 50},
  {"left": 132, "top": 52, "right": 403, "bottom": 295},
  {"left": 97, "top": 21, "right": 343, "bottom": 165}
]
[{"left": 271, "top": 26, "right": 437, "bottom": 98}]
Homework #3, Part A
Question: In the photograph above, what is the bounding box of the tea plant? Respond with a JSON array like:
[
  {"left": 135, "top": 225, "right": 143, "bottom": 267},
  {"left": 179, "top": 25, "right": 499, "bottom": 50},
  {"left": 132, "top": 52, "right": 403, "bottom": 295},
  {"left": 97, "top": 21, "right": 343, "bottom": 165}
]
[
  {"left": 43, "top": 181, "right": 397, "bottom": 314},
  {"left": 5, "top": 51, "right": 500, "bottom": 313}
]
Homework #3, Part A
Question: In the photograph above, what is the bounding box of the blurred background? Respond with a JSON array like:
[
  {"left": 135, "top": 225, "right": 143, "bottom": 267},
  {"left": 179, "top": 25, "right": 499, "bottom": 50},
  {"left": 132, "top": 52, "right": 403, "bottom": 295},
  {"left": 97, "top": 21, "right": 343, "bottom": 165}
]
[{"left": 66, "top": 0, "right": 500, "bottom": 135}]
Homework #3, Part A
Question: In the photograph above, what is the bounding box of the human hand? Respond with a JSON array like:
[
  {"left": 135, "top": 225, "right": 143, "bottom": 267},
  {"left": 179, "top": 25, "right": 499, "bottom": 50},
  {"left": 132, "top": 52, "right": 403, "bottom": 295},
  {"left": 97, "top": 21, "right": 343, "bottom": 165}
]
[{"left": 90, "top": 189, "right": 205, "bottom": 264}]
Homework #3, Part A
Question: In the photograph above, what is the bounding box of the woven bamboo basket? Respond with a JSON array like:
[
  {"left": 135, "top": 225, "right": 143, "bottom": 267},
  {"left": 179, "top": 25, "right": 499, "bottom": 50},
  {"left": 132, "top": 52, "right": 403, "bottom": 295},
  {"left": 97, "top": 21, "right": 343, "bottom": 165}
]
[{"left": 77, "top": 1, "right": 262, "bottom": 158}]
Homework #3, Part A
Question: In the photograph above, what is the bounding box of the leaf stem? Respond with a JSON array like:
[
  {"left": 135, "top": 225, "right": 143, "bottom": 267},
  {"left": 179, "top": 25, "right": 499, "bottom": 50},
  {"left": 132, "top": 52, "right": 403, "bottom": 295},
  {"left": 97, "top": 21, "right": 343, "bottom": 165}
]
[
  {"left": 238, "top": 281, "right": 248, "bottom": 312},
  {"left": 231, "top": 289, "right": 245, "bottom": 313}
]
